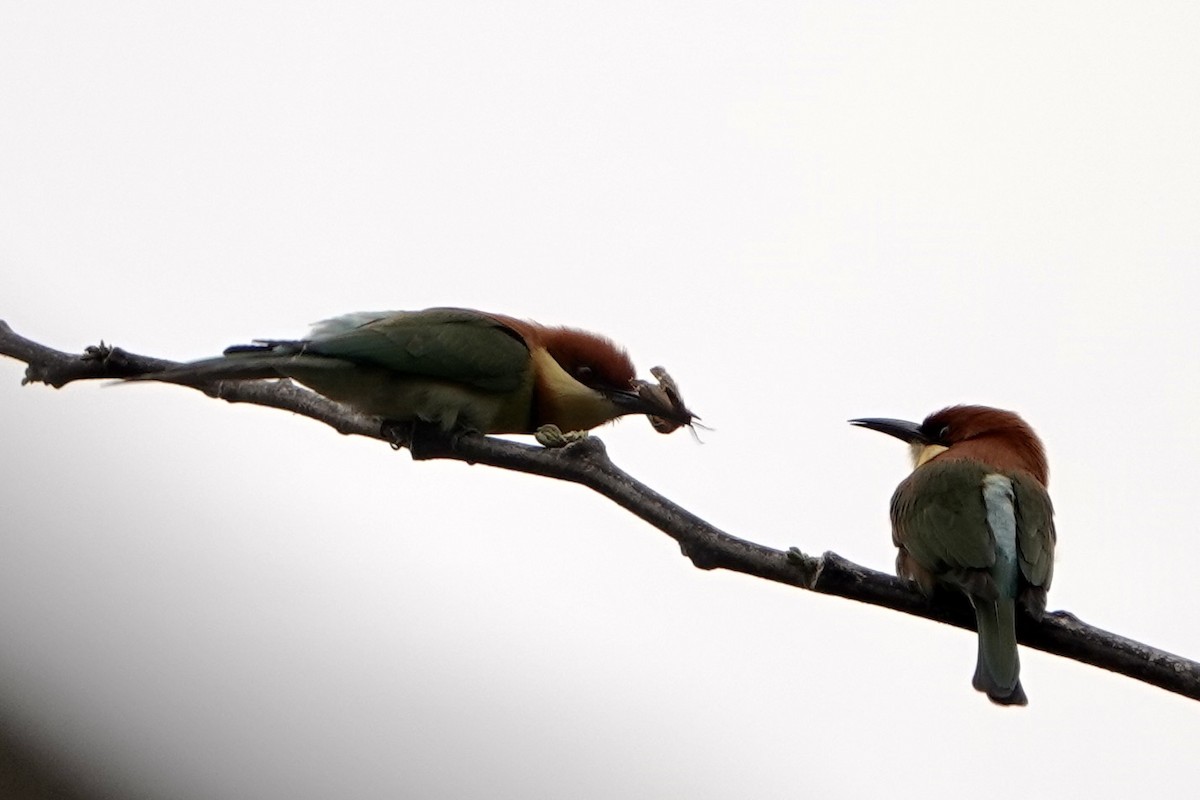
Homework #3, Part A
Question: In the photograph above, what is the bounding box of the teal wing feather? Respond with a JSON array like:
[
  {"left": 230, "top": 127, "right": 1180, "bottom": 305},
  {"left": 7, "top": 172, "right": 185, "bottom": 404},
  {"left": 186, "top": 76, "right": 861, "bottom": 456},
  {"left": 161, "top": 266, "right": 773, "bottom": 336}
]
[
  {"left": 890, "top": 459, "right": 996, "bottom": 577},
  {"left": 304, "top": 308, "right": 531, "bottom": 392},
  {"left": 1012, "top": 471, "right": 1056, "bottom": 616}
]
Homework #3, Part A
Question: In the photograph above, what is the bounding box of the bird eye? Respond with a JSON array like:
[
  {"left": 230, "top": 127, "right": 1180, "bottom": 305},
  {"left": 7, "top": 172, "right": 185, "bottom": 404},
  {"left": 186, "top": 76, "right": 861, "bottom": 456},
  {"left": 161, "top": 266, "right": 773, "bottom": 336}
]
[
  {"left": 574, "top": 366, "right": 594, "bottom": 380},
  {"left": 938, "top": 425, "right": 951, "bottom": 441}
]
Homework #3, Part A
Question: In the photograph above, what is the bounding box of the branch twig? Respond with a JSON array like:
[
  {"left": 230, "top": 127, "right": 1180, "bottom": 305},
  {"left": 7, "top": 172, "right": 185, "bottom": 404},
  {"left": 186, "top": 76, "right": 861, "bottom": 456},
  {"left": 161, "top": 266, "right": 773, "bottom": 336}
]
[{"left": 3, "top": 320, "right": 1197, "bottom": 702}]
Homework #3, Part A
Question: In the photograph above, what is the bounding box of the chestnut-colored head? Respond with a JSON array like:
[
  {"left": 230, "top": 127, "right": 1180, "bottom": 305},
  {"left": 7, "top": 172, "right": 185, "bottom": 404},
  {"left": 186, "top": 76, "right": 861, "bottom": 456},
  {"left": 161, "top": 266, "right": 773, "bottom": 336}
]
[
  {"left": 852, "top": 404, "right": 1049, "bottom": 486},
  {"left": 538, "top": 326, "right": 638, "bottom": 394},
  {"left": 495, "top": 317, "right": 693, "bottom": 432}
]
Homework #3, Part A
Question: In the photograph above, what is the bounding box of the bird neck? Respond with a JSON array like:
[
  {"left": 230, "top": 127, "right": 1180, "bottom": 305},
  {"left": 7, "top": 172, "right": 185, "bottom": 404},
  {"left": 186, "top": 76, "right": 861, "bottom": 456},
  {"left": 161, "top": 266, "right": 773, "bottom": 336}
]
[
  {"left": 530, "top": 348, "right": 622, "bottom": 432},
  {"left": 909, "top": 443, "right": 949, "bottom": 469},
  {"left": 928, "top": 438, "right": 1048, "bottom": 486}
]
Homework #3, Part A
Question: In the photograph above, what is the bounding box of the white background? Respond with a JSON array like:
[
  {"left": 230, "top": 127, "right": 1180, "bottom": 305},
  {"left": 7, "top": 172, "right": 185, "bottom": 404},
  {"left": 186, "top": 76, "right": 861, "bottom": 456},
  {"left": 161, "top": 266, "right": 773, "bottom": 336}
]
[{"left": 2, "top": 3, "right": 1198, "bottom": 797}]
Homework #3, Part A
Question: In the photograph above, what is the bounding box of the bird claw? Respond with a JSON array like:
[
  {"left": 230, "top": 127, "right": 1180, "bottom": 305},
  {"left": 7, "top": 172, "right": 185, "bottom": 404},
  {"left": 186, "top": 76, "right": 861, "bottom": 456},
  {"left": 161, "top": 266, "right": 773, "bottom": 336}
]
[
  {"left": 381, "top": 420, "right": 416, "bottom": 451},
  {"left": 535, "top": 424, "right": 589, "bottom": 448},
  {"left": 83, "top": 341, "right": 114, "bottom": 362},
  {"left": 382, "top": 419, "right": 476, "bottom": 458}
]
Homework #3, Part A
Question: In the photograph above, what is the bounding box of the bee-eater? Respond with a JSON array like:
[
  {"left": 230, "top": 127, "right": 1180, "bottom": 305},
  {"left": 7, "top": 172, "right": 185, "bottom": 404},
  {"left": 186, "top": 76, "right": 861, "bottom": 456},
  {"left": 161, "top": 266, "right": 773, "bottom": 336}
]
[
  {"left": 851, "top": 405, "right": 1056, "bottom": 705},
  {"left": 131, "top": 307, "right": 696, "bottom": 435}
]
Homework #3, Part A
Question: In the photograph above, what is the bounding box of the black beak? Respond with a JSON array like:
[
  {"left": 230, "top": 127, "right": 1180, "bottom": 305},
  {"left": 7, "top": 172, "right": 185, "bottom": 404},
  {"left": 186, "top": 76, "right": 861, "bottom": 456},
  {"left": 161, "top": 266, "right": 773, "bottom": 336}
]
[
  {"left": 601, "top": 366, "right": 698, "bottom": 435},
  {"left": 610, "top": 388, "right": 696, "bottom": 428},
  {"left": 610, "top": 388, "right": 664, "bottom": 415},
  {"left": 849, "top": 417, "right": 930, "bottom": 445}
]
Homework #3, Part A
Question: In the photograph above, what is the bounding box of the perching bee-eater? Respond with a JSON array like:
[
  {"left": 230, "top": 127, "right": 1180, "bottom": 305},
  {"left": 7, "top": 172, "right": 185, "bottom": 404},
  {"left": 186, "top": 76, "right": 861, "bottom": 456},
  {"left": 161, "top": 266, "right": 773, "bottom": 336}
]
[
  {"left": 132, "top": 307, "right": 696, "bottom": 436},
  {"left": 850, "top": 406, "right": 1055, "bottom": 706}
]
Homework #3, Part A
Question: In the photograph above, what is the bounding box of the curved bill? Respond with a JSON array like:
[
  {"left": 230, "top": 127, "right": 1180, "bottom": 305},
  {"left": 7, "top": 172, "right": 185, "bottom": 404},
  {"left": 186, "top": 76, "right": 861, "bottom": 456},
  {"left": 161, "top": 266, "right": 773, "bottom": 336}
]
[{"left": 849, "top": 417, "right": 930, "bottom": 445}]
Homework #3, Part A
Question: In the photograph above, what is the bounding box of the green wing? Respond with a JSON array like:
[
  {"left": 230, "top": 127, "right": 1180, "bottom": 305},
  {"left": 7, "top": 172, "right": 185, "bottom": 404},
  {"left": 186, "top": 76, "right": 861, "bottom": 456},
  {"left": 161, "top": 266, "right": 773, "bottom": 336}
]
[
  {"left": 1012, "top": 472, "right": 1055, "bottom": 616},
  {"left": 304, "top": 308, "right": 531, "bottom": 392},
  {"left": 890, "top": 459, "right": 996, "bottom": 574}
]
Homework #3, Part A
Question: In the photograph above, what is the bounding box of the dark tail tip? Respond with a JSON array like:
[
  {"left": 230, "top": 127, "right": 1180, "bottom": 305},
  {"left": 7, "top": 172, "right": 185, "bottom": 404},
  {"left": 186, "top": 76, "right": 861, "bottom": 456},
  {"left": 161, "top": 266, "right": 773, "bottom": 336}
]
[
  {"left": 973, "top": 663, "right": 1028, "bottom": 706},
  {"left": 984, "top": 681, "right": 1028, "bottom": 707},
  {"left": 223, "top": 339, "right": 305, "bottom": 356},
  {"left": 222, "top": 344, "right": 267, "bottom": 355}
]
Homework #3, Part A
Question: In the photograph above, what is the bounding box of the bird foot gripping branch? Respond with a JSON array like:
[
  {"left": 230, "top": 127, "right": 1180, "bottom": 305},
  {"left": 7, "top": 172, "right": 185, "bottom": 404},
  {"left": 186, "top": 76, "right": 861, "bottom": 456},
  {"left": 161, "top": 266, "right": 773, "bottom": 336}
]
[{"left": 534, "top": 424, "right": 589, "bottom": 448}]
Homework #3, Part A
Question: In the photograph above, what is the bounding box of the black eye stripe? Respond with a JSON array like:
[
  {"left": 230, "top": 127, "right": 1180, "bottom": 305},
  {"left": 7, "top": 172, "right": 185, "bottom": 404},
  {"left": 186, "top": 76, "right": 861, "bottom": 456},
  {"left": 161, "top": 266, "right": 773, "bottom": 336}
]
[{"left": 919, "top": 422, "right": 951, "bottom": 443}]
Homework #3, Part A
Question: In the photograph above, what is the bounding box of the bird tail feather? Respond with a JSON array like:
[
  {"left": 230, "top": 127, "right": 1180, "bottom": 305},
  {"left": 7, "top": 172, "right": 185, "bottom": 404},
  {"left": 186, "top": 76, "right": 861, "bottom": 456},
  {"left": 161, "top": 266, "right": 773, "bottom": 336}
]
[
  {"left": 123, "top": 353, "right": 346, "bottom": 386},
  {"left": 972, "top": 597, "right": 1027, "bottom": 706}
]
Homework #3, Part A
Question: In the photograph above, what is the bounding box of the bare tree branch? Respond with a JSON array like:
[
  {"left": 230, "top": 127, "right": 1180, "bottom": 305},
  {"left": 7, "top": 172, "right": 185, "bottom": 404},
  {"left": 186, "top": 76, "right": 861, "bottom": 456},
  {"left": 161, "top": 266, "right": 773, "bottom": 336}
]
[{"left": 3, "top": 319, "right": 1197, "bottom": 702}]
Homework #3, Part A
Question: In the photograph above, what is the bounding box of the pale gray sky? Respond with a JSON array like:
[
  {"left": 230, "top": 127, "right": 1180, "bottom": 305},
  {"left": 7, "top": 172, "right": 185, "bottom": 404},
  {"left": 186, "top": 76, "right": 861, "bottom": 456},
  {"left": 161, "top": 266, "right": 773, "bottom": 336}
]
[{"left": 2, "top": 2, "right": 1198, "bottom": 797}]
